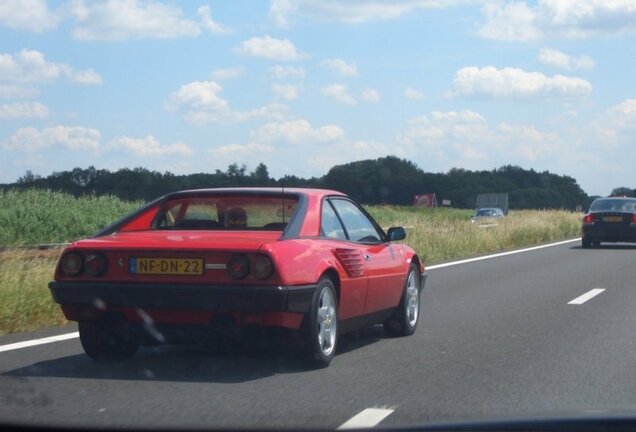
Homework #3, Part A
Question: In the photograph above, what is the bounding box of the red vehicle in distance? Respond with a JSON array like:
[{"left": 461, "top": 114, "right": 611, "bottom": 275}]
[{"left": 49, "top": 188, "right": 426, "bottom": 367}]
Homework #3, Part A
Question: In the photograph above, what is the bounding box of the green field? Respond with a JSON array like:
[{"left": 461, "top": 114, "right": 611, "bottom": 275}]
[
  {"left": 0, "top": 189, "right": 582, "bottom": 334},
  {"left": 0, "top": 189, "right": 142, "bottom": 246}
]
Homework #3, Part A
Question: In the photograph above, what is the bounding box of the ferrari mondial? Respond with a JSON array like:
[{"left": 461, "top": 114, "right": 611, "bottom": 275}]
[{"left": 49, "top": 188, "right": 426, "bottom": 367}]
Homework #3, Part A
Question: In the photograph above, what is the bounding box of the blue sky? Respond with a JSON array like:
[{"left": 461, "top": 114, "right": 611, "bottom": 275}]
[{"left": 1, "top": 0, "right": 636, "bottom": 196}]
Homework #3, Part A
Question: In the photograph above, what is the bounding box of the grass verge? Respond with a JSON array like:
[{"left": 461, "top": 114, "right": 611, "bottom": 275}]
[
  {"left": 368, "top": 206, "right": 582, "bottom": 264},
  {"left": 0, "top": 248, "right": 67, "bottom": 334}
]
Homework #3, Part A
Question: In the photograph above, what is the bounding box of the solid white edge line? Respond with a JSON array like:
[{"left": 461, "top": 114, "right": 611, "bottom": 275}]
[
  {"left": 0, "top": 238, "right": 581, "bottom": 354},
  {"left": 568, "top": 288, "right": 606, "bottom": 305},
  {"left": 427, "top": 238, "right": 581, "bottom": 270},
  {"left": 338, "top": 408, "right": 394, "bottom": 430},
  {"left": 0, "top": 332, "right": 79, "bottom": 353}
]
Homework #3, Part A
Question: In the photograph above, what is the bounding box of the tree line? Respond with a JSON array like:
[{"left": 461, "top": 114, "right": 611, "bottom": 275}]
[{"left": 4, "top": 156, "right": 632, "bottom": 210}]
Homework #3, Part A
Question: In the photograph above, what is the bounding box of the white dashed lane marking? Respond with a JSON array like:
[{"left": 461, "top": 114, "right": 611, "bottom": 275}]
[
  {"left": 338, "top": 408, "right": 394, "bottom": 429},
  {"left": 568, "top": 288, "right": 606, "bottom": 305}
]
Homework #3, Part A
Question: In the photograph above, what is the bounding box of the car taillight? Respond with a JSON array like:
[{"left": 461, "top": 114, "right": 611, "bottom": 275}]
[
  {"left": 583, "top": 214, "right": 595, "bottom": 224},
  {"left": 227, "top": 254, "right": 250, "bottom": 279},
  {"left": 631, "top": 213, "right": 636, "bottom": 224},
  {"left": 84, "top": 253, "right": 108, "bottom": 276},
  {"left": 251, "top": 255, "right": 274, "bottom": 280},
  {"left": 60, "top": 252, "right": 83, "bottom": 276}
]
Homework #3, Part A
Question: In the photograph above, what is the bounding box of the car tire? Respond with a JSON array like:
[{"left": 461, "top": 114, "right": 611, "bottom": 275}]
[
  {"left": 302, "top": 277, "right": 338, "bottom": 368},
  {"left": 79, "top": 320, "right": 139, "bottom": 360},
  {"left": 384, "top": 263, "right": 421, "bottom": 337},
  {"left": 582, "top": 238, "right": 591, "bottom": 248}
]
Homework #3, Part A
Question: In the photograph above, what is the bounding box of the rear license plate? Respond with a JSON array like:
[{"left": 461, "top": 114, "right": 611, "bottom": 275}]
[
  {"left": 130, "top": 258, "right": 204, "bottom": 275},
  {"left": 602, "top": 216, "right": 623, "bottom": 223}
]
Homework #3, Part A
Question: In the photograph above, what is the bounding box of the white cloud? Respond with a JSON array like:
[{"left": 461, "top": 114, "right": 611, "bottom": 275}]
[
  {"left": 268, "top": 0, "right": 297, "bottom": 27},
  {"left": 70, "top": 68, "right": 104, "bottom": 85},
  {"left": 0, "top": 102, "right": 49, "bottom": 119},
  {"left": 269, "top": 0, "right": 472, "bottom": 26},
  {"left": 404, "top": 87, "right": 425, "bottom": 100},
  {"left": 196, "top": 5, "right": 231, "bottom": 34},
  {"left": 109, "top": 135, "right": 192, "bottom": 156},
  {"left": 306, "top": 140, "right": 394, "bottom": 176},
  {"left": 272, "top": 83, "right": 301, "bottom": 100},
  {"left": 478, "top": 0, "right": 636, "bottom": 41},
  {"left": 321, "top": 84, "right": 357, "bottom": 105},
  {"left": 210, "top": 143, "right": 274, "bottom": 156},
  {"left": 207, "top": 119, "right": 391, "bottom": 178},
  {"left": 0, "top": 0, "right": 60, "bottom": 32},
  {"left": 593, "top": 99, "right": 636, "bottom": 145},
  {"left": 402, "top": 110, "right": 563, "bottom": 168},
  {"left": 166, "top": 80, "right": 229, "bottom": 111},
  {"left": 0, "top": 50, "right": 61, "bottom": 83},
  {"left": 270, "top": 65, "right": 306, "bottom": 79},
  {"left": 183, "top": 103, "right": 288, "bottom": 125},
  {"left": 235, "top": 36, "right": 306, "bottom": 61},
  {"left": 231, "top": 104, "right": 289, "bottom": 123},
  {"left": 0, "top": 49, "right": 103, "bottom": 86},
  {"left": 361, "top": 89, "right": 380, "bottom": 103},
  {"left": 562, "top": 99, "right": 636, "bottom": 193},
  {"left": 322, "top": 59, "right": 359, "bottom": 77},
  {"left": 0, "top": 85, "right": 39, "bottom": 99},
  {"left": 538, "top": 0, "right": 636, "bottom": 38},
  {"left": 405, "top": 110, "right": 490, "bottom": 149},
  {"left": 210, "top": 67, "right": 244, "bottom": 81},
  {"left": 166, "top": 80, "right": 229, "bottom": 123},
  {"left": 607, "top": 99, "right": 636, "bottom": 128},
  {"left": 3, "top": 125, "right": 100, "bottom": 152},
  {"left": 450, "top": 66, "right": 592, "bottom": 99},
  {"left": 494, "top": 123, "right": 562, "bottom": 161},
  {"left": 166, "top": 79, "right": 288, "bottom": 125},
  {"left": 69, "top": 0, "right": 229, "bottom": 41},
  {"left": 538, "top": 48, "right": 595, "bottom": 70},
  {"left": 477, "top": 1, "right": 539, "bottom": 41},
  {"left": 251, "top": 119, "right": 345, "bottom": 145}
]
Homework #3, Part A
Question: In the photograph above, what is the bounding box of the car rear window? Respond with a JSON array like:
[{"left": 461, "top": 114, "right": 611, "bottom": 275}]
[
  {"left": 476, "top": 208, "right": 502, "bottom": 217},
  {"left": 152, "top": 195, "right": 299, "bottom": 230},
  {"left": 590, "top": 199, "right": 636, "bottom": 212}
]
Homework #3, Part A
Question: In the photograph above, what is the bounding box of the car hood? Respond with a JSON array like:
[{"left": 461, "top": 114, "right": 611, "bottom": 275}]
[
  {"left": 69, "top": 230, "right": 282, "bottom": 252},
  {"left": 391, "top": 411, "right": 636, "bottom": 432}
]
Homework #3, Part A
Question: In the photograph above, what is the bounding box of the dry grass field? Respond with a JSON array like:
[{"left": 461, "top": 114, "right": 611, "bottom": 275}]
[{"left": 368, "top": 206, "right": 582, "bottom": 264}]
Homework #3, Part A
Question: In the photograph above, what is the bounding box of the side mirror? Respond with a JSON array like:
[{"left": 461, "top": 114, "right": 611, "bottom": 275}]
[{"left": 387, "top": 226, "right": 406, "bottom": 241}]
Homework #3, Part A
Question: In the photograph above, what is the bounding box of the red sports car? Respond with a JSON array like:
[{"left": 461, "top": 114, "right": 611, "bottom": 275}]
[{"left": 49, "top": 188, "right": 427, "bottom": 367}]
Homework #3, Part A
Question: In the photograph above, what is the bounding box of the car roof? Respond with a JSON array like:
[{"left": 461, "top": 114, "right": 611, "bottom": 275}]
[
  {"left": 594, "top": 196, "right": 636, "bottom": 201},
  {"left": 161, "top": 187, "right": 347, "bottom": 201}
]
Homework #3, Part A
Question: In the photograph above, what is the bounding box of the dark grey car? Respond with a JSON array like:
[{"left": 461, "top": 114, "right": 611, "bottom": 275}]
[{"left": 581, "top": 197, "right": 636, "bottom": 248}]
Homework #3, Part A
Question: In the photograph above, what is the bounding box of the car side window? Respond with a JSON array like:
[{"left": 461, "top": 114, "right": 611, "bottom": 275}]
[
  {"left": 330, "top": 199, "right": 383, "bottom": 243},
  {"left": 321, "top": 200, "right": 347, "bottom": 240}
]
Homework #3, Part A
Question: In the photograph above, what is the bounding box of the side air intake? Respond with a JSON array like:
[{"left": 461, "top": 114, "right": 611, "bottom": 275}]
[{"left": 333, "top": 248, "right": 366, "bottom": 277}]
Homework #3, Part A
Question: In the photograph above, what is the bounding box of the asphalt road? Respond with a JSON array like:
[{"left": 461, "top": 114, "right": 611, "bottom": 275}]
[{"left": 1, "top": 239, "right": 636, "bottom": 430}]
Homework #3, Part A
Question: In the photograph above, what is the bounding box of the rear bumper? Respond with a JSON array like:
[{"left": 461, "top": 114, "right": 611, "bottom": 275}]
[
  {"left": 582, "top": 225, "right": 636, "bottom": 243},
  {"left": 49, "top": 281, "right": 316, "bottom": 314}
]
